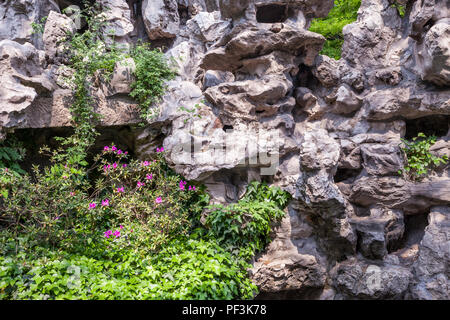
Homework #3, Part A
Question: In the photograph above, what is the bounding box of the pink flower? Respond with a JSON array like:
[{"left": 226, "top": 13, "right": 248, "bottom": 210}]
[
  {"left": 62, "top": 175, "right": 68, "bottom": 180},
  {"left": 113, "top": 162, "right": 118, "bottom": 169},
  {"left": 113, "top": 230, "right": 121, "bottom": 238},
  {"left": 117, "top": 187, "right": 124, "bottom": 193},
  {"left": 189, "top": 185, "right": 196, "bottom": 191},
  {"left": 137, "top": 181, "right": 145, "bottom": 188},
  {"left": 119, "top": 225, "right": 123, "bottom": 230},
  {"left": 179, "top": 180, "right": 187, "bottom": 190},
  {"left": 70, "top": 192, "right": 75, "bottom": 196},
  {"left": 122, "top": 164, "right": 127, "bottom": 168},
  {"left": 104, "top": 230, "right": 112, "bottom": 238},
  {"left": 104, "top": 146, "right": 109, "bottom": 151},
  {"left": 156, "top": 147, "right": 165, "bottom": 153},
  {"left": 155, "top": 197, "right": 162, "bottom": 204},
  {"left": 89, "top": 202, "right": 97, "bottom": 209},
  {"left": 112, "top": 146, "right": 117, "bottom": 151},
  {"left": 146, "top": 174, "right": 153, "bottom": 180},
  {"left": 117, "top": 150, "right": 122, "bottom": 155},
  {"left": 101, "top": 199, "right": 109, "bottom": 207},
  {"left": 142, "top": 161, "right": 149, "bottom": 166},
  {"left": 124, "top": 151, "right": 128, "bottom": 155}
]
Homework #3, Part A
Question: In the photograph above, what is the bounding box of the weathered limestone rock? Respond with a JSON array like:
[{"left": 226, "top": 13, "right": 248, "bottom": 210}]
[
  {"left": 360, "top": 143, "right": 404, "bottom": 176},
  {"left": 0, "top": 0, "right": 59, "bottom": 48},
  {"left": 251, "top": 204, "right": 327, "bottom": 298},
  {"left": 0, "top": 40, "right": 54, "bottom": 128},
  {"left": 43, "top": 11, "right": 77, "bottom": 64},
  {"left": 409, "top": 206, "right": 449, "bottom": 300},
  {"left": 331, "top": 258, "right": 413, "bottom": 299},
  {"left": 103, "top": 58, "right": 136, "bottom": 96},
  {"left": 295, "top": 129, "right": 357, "bottom": 260},
  {"left": 142, "top": 0, "right": 180, "bottom": 40},
  {"left": 99, "top": 0, "right": 134, "bottom": 45},
  {"left": 417, "top": 20, "right": 450, "bottom": 86},
  {"left": 350, "top": 207, "right": 404, "bottom": 260},
  {"left": 1, "top": 0, "right": 449, "bottom": 300}
]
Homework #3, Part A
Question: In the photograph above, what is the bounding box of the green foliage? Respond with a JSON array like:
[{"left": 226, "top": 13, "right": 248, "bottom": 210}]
[
  {"left": 31, "top": 16, "right": 47, "bottom": 35},
  {"left": 130, "top": 43, "right": 177, "bottom": 121},
  {"left": 202, "top": 182, "right": 289, "bottom": 259},
  {"left": 179, "top": 102, "right": 204, "bottom": 124},
  {"left": 309, "top": 0, "right": 361, "bottom": 60},
  {"left": 0, "top": 236, "right": 255, "bottom": 300},
  {"left": 56, "top": 3, "right": 128, "bottom": 168},
  {"left": 399, "top": 133, "right": 448, "bottom": 180},
  {"left": 0, "top": 137, "right": 26, "bottom": 176},
  {"left": 0, "top": 141, "right": 289, "bottom": 300},
  {"left": 0, "top": 2, "right": 290, "bottom": 301},
  {"left": 391, "top": 2, "right": 406, "bottom": 17}
]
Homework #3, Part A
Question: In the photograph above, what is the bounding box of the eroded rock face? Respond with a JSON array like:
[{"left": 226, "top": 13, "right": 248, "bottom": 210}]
[
  {"left": 0, "top": 0, "right": 449, "bottom": 300},
  {"left": 0, "top": 0, "right": 59, "bottom": 48},
  {"left": 142, "top": 0, "right": 180, "bottom": 40}
]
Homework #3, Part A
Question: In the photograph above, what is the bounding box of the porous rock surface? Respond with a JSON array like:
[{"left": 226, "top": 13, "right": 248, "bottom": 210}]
[{"left": 0, "top": 0, "right": 449, "bottom": 299}]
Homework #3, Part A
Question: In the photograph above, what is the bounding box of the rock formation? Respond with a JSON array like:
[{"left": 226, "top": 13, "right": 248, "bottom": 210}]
[{"left": 0, "top": 0, "right": 449, "bottom": 300}]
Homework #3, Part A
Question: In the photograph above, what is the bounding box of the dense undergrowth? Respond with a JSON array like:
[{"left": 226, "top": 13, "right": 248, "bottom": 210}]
[{"left": 0, "top": 2, "right": 290, "bottom": 300}]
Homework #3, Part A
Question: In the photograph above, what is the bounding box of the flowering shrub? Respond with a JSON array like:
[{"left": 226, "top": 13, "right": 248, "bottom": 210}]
[
  {"left": 0, "top": 156, "right": 289, "bottom": 300},
  {"left": 0, "top": 2, "right": 290, "bottom": 301}
]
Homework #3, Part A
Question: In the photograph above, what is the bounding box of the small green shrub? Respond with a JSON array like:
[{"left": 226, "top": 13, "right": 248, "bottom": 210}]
[
  {"left": 202, "top": 182, "right": 289, "bottom": 259},
  {"left": 130, "top": 43, "right": 177, "bottom": 121},
  {"left": 31, "top": 16, "right": 47, "bottom": 35},
  {"left": 399, "top": 133, "right": 448, "bottom": 180},
  {"left": 391, "top": 2, "right": 406, "bottom": 17},
  {"left": 0, "top": 137, "right": 26, "bottom": 176},
  {"left": 309, "top": 0, "right": 361, "bottom": 60}
]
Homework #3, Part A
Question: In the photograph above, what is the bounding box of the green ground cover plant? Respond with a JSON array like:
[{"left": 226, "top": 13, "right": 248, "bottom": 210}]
[{"left": 309, "top": 0, "right": 361, "bottom": 60}]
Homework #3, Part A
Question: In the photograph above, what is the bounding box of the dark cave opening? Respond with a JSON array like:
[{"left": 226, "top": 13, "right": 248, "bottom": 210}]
[
  {"left": 222, "top": 125, "right": 234, "bottom": 132},
  {"left": 12, "top": 126, "right": 136, "bottom": 177},
  {"left": 295, "top": 64, "right": 318, "bottom": 88},
  {"left": 333, "top": 168, "right": 361, "bottom": 183},
  {"left": 404, "top": 115, "right": 449, "bottom": 140},
  {"left": 256, "top": 4, "right": 288, "bottom": 23},
  {"left": 178, "top": 4, "right": 189, "bottom": 26},
  {"left": 387, "top": 211, "right": 429, "bottom": 253}
]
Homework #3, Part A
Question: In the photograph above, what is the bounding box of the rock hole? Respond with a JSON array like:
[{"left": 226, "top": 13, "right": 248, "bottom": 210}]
[
  {"left": 295, "top": 64, "right": 317, "bottom": 88},
  {"left": 388, "top": 211, "right": 430, "bottom": 253},
  {"left": 222, "top": 125, "right": 234, "bottom": 132},
  {"left": 256, "top": 4, "right": 288, "bottom": 23},
  {"left": 404, "top": 115, "right": 449, "bottom": 140},
  {"left": 178, "top": 4, "right": 189, "bottom": 26},
  {"left": 333, "top": 168, "right": 361, "bottom": 183}
]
